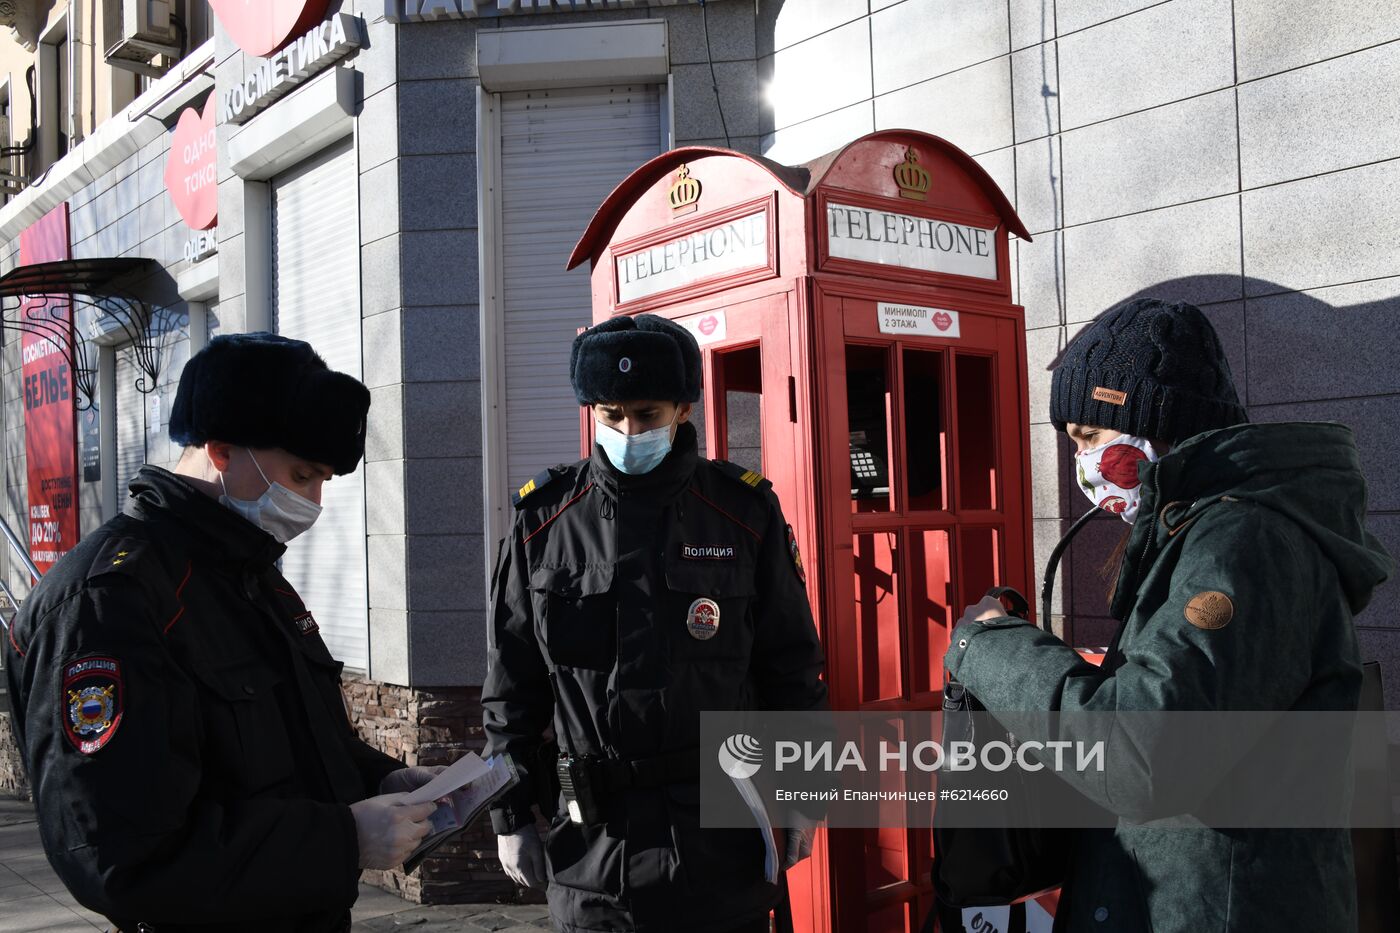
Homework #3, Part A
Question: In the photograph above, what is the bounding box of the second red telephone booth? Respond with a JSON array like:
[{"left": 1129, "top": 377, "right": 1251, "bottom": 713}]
[{"left": 569, "top": 129, "right": 1036, "bottom": 933}]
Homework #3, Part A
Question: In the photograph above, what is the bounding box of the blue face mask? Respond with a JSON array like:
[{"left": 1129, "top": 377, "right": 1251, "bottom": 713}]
[{"left": 596, "top": 411, "right": 678, "bottom": 475}]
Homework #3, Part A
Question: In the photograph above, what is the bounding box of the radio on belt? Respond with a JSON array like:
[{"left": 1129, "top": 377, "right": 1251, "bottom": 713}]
[{"left": 556, "top": 753, "right": 605, "bottom": 825}]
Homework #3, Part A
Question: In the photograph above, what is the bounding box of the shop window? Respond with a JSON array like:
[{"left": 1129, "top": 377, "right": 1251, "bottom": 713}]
[
  {"left": 901, "top": 348, "right": 946, "bottom": 511},
  {"left": 955, "top": 353, "right": 999, "bottom": 511},
  {"left": 854, "top": 530, "right": 901, "bottom": 703},
  {"left": 714, "top": 344, "right": 761, "bottom": 474},
  {"left": 907, "top": 529, "right": 952, "bottom": 696},
  {"left": 846, "top": 345, "right": 892, "bottom": 513},
  {"left": 958, "top": 526, "right": 1001, "bottom": 612}
]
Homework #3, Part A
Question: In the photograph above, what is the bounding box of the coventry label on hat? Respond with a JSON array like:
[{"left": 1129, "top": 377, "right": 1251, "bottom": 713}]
[{"left": 876, "top": 302, "right": 961, "bottom": 339}]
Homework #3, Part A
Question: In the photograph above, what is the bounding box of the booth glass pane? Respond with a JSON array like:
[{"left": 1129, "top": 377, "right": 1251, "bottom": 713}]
[
  {"left": 955, "top": 354, "right": 999, "bottom": 511},
  {"left": 866, "top": 902, "right": 909, "bottom": 933},
  {"left": 901, "top": 349, "right": 946, "bottom": 511},
  {"left": 689, "top": 386, "right": 707, "bottom": 458},
  {"left": 847, "top": 345, "right": 892, "bottom": 512},
  {"left": 908, "top": 529, "right": 953, "bottom": 696},
  {"left": 854, "top": 530, "right": 902, "bottom": 703},
  {"left": 715, "top": 345, "right": 762, "bottom": 474},
  {"left": 958, "top": 527, "right": 1001, "bottom": 611},
  {"left": 864, "top": 826, "right": 909, "bottom": 890}
]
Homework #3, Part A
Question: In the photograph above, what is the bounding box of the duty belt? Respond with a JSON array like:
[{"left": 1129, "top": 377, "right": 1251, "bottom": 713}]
[
  {"left": 597, "top": 748, "right": 699, "bottom": 792},
  {"left": 558, "top": 747, "right": 699, "bottom": 825}
]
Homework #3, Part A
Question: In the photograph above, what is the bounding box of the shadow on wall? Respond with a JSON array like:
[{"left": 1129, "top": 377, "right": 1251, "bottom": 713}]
[{"left": 1043, "top": 276, "right": 1400, "bottom": 705}]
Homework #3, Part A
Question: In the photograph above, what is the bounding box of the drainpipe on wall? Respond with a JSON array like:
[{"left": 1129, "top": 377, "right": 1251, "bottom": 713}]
[{"left": 66, "top": 0, "right": 78, "bottom": 147}]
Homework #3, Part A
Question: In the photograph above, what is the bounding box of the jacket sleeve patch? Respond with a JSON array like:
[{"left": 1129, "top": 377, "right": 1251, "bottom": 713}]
[
  {"left": 1185, "top": 590, "right": 1234, "bottom": 630},
  {"left": 786, "top": 524, "right": 806, "bottom": 585},
  {"left": 62, "top": 656, "right": 124, "bottom": 754}
]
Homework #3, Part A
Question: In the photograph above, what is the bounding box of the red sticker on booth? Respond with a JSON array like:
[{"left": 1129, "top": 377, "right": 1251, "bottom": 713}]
[
  {"left": 933, "top": 311, "right": 953, "bottom": 331},
  {"left": 165, "top": 97, "right": 218, "bottom": 231},
  {"left": 681, "top": 310, "right": 728, "bottom": 346}
]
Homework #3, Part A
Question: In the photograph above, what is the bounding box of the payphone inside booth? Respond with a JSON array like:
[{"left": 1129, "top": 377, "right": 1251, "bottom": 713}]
[{"left": 569, "top": 131, "right": 1034, "bottom": 933}]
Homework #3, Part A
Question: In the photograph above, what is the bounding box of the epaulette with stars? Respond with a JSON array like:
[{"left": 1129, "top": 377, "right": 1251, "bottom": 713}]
[
  {"left": 712, "top": 460, "right": 772, "bottom": 495},
  {"left": 512, "top": 468, "right": 559, "bottom": 509},
  {"left": 86, "top": 537, "right": 146, "bottom": 582}
]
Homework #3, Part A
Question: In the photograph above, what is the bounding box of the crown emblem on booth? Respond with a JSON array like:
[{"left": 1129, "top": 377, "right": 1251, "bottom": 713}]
[
  {"left": 894, "top": 147, "right": 930, "bottom": 201},
  {"left": 669, "top": 164, "right": 702, "bottom": 215}
]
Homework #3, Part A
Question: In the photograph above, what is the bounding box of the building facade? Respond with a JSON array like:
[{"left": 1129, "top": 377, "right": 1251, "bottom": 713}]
[{"left": 0, "top": 0, "right": 1395, "bottom": 916}]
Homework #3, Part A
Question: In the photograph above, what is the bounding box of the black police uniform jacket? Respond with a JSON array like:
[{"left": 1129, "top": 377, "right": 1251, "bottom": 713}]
[
  {"left": 482, "top": 422, "right": 829, "bottom": 933},
  {"left": 3, "top": 466, "right": 404, "bottom": 932}
]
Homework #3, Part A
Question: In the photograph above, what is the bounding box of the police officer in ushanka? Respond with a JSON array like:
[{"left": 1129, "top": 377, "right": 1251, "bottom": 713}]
[
  {"left": 482, "top": 313, "right": 829, "bottom": 932},
  {"left": 4, "top": 333, "right": 443, "bottom": 931}
]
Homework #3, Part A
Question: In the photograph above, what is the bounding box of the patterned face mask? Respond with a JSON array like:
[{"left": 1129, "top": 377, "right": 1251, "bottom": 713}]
[{"left": 1075, "top": 434, "right": 1160, "bottom": 523}]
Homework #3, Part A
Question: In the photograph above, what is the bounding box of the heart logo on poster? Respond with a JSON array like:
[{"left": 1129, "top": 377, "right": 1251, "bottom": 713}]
[
  {"left": 698, "top": 315, "right": 719, "bottom": 336},
  {"left": 933, "top": 311, "right": 953, "bottom": 331},
  {"left": 164, "top": 97, "right": 218, "bottom": 231},
  {"left": 207, "top": 0, "right": 331, "bottom": 58}
]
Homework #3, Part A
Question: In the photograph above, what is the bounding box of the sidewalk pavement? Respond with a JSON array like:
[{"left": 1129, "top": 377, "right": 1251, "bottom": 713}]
[{"left": 1, "top": 797, "right": 553, "bottom": 932}]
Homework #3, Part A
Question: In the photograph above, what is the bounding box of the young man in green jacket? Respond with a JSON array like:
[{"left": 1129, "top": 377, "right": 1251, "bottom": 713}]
[{"left": 947, "top": 298, "right": 1395, "bottom": 931}]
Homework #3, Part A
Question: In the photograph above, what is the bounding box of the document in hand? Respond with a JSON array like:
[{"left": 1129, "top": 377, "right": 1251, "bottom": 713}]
[{"left": 402, "top": 752, "right": 521, "bottom": 873}]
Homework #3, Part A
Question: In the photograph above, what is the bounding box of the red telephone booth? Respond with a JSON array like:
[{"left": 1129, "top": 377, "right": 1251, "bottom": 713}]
[{"left": 569, "top": 130, "right": 1035, "bottom": 933}]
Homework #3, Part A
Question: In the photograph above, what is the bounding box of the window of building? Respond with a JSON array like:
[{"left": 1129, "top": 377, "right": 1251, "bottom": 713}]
[
  {"left": 38, "top": 16, "right": 69, "bottom": 171},
  {"left": 178, "top": 1, "right": 214, "bottom": 52}
]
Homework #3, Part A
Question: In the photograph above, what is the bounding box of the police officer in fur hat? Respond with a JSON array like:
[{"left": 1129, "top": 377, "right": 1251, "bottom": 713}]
[
  {"left": 4, "top": 333, "right": 445, "bottom": 931},
  {"left": 482, "top": 313, "right": 829, "bottom": 932}
]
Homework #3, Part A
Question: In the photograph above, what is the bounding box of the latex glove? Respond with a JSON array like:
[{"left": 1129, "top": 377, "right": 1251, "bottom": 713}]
[
  {"left": 349, "top": 792, "right": 437, "bottom": 869},
  {"left": 379, "top": 765, "right": 447, "bottom": 796},
  {"left": 782, "top": 824, "right": 815, "bottom": 869},
  {"left": 774, "top": 813, "right": 818, "bottom": 870},
  {"left": 498, "top": 824, "right": 547, "bottom": 889},
  {"left": 960, "top": 594, "right": 1012, "bottom": 626}
]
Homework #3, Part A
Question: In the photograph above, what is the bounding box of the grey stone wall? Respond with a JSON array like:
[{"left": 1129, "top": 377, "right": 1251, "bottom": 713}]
[{"left": 757, "top": 0, "right": 1400, "bottom": 704}]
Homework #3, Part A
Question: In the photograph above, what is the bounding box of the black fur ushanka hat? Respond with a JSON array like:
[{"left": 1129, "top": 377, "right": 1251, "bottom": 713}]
[
  {"left": 570, "top": 313, "right": 702, "bottom": 405},
  {"left": 170, "top": 332, "right": 370, "bottom": 475}
]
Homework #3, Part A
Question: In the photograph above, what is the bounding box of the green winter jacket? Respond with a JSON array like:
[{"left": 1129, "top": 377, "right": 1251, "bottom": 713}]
[{"left": 946, "top": 421, "right": 1395, "bottom": 932}]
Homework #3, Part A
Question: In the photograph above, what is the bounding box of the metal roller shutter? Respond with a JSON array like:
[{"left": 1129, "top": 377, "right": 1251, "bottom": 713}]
[
  {"left": 115, "top": 346, "right": 144, "bottom": 498},
  {"left": 499, "top": 85, "right": 663, "bottom": 491},
  {"left": 271, "top": 139, "right": 368, "bottom": 671}
]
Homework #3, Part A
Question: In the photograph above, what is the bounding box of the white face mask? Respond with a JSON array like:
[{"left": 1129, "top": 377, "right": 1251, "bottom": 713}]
[
  {"left": 595, "top": 409, "right": 679, "bottom": 475},
  {"left": 218, "top": 448, "right": 323, "bottom": 543},
  {"left": 1075, "top": 434, "right": 1160, "bottom": 523}
]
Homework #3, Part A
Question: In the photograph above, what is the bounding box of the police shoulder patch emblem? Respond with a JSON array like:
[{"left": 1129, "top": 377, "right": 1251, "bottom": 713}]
[
  {"left": 786, "top": 524, "right": 806, "bottom": 585},
  {"left": 62, "top": 656, "right": 123, "bottom": 754},
  {"left": 1185, "top": 590, "right": 1234, "bottom": 630}
]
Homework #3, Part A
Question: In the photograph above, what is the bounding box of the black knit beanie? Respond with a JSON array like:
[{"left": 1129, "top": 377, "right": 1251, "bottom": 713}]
[{"left": 1049, "top": 298, "right": 1247, "bottom": 445}]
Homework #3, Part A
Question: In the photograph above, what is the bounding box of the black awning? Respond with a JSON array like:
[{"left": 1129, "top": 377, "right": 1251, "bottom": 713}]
[
  {"left": 0, "top": 257, "right": 159, "bottom": 297},
  {"left": 0, "top": 257, "right": 174, "bottom": 410}
]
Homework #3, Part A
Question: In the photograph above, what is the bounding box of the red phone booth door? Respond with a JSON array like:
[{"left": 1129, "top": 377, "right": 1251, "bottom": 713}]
[
  {"left": 818, "top": 286, "right": 1032, "bottom": 933},
  {"left": 675, "top": 294, "right": 803, "bottom": 556}
]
